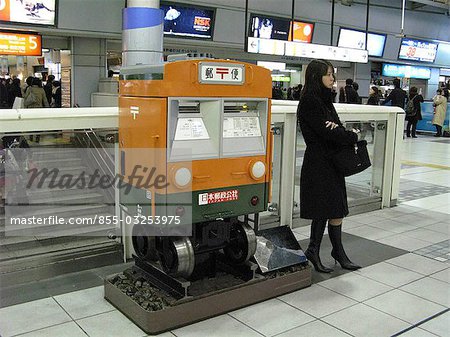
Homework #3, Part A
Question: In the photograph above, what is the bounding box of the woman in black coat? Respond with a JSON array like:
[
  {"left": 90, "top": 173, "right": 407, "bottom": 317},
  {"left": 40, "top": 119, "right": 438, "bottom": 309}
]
[
  {"left": 7, "top": 78, "right": 22, "bottom": 108},
  {"left": 405, "top": 86, "right": 424, "bottom": 138},
  {"left": 367, "top": 86, "right": 380, "bottom": 105},
  {"left": 297, "top": 59, "right": 361, "bottom": 273}
]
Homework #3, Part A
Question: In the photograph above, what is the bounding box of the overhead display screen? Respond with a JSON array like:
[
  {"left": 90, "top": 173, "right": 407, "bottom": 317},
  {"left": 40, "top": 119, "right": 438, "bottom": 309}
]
[
  {"left": 289, "top": 20, "right": 314, "bottom": 43},
  {"left": 398, "top": 38, "right": 438, "bottom": 63},
  {"left": 246, "top": 14, "right": 367, "bottom": 63},
  {"left": 161, "top": 2, "right": 215, "bottom": 39},
  {"left": 0, "top": 0, "right": 56, "bottom": 26},
  {"left": 248, "top": 37, "right": 285, "bottom": 55},
  {"left": 337, "top": 28, "right": 386, "bottom": 57},
  {"left": 0, "top": 31, "right": 42, "bottom": 56},
  {"left": 249, "top": 14, "right": 290, "bottom": 41},
  {"left": 382, "top": 63, "right": 431, "bottom": 79}
]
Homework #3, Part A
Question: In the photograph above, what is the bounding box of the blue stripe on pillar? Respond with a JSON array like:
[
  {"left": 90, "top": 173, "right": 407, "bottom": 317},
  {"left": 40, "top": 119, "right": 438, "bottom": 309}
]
[{"left": 123, "top": 7, "right": 163, "bottom": 30}]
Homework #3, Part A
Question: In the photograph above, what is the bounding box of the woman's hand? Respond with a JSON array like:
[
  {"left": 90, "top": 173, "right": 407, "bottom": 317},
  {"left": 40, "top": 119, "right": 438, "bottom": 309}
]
[
  {"left": 325, "top": 121, "right": 338, "bottom": 129},
  {"left": 352, "top": 128, "right": 362, "bottom": 141}
]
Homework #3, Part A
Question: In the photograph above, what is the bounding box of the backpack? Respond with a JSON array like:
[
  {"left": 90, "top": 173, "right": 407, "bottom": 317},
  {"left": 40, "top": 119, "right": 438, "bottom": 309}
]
[
  {"left": 24, "top": 89, "right": 39, "bottom": 107},
  {"left": 405, "top": 95, "right": 417, "bottom": 117}
]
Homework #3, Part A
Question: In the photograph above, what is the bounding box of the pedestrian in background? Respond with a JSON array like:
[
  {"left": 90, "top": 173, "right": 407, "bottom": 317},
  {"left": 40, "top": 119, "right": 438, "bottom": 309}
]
[
  {"left": 23, "top": 77, "right": 48, "bottom": 109},
  {"left": 44, "top": 75, "right": 55, "bottom": 106},
  {"left": 405, "top": 86, "right": 424, "bottom": 138},
  {"left": 7, "top": 78, "right": 22, "bottom": 108},
  {"left": 367, "top": 86, "right": 380, "bottom": 105},
  {"left": 382, "top": 78, "right": 406, "bottom": 109},
  {"left": 352, "top": 81, "right": 362, "bottom": 104},
  {"left": 432, "top": 89, "right": 447, "bottom": 137},
  {"left": 339, "top": 78, "right": 359, "bottom": 104},
  {"left": 51, "top": 81, "right": 62, "bottom": 108}
]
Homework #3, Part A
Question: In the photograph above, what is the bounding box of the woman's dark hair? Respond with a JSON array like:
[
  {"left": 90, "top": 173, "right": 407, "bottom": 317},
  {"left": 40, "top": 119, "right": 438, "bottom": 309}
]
[
  {"left": 32, "top": 77, "right": 43, "bottom": 87},
  {"left": 371, "top": 86, "right": 379, "bottom": 96},
  {"left": 26, "top": 76, "right": 34, "bottom": 86},
  {"left": 300, "top": 59, "right": 334, "bottom": 103},
  {"left": 409, "top": 86, "right": 418, "bottom": 98}
]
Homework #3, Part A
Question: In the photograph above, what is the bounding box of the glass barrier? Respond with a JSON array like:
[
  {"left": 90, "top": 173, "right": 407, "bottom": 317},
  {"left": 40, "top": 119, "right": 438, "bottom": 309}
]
[
  {"left": 1, "top": 129, "right": 119, "bottom": 262},
  {"left": 1, "top": 104, "right": 403, "bottom": 264},
  {"left": 293, "top": 120, "right": 386, "bottom": 217},
  {"left": 261, "top": 101, "right": 404, "bottom": 228}
]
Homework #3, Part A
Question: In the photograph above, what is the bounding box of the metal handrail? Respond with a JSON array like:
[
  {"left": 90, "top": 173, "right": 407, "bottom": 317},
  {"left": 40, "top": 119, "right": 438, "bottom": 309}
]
[
  {"left": 75, "top": 129, "right": 115, "bottom": 178},
  {"left": 74, "top": 129, "right": 116, "bottom": 203}
]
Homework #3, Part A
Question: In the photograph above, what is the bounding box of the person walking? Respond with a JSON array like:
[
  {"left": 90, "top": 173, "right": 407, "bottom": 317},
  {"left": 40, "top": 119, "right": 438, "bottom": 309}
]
[
  {"left": 382, "top": 78, "right": 407, "bottom": 109},
  {"left": 340, "top": 79, "right": 359, "bottom": 104},
  {"left": 0, "top": 78, "right": 8, "bottom": 108},
  {"left": 44, "top": 75, "right": 55, "bottom": 106},
  {"left": 297, "top": 59, "right": 361, "bottom": 273},
  {"left": 51, "top": 81, "right": 62, "bottom": 108},
  {"left": 432, "top": 89, "right": 448, "bottom": 137},
  {"left": 7, "top": 78, "right": 22, "bottom": 108},
  {"left": 405, "top": 86, "right": 424, "bottom": 138},
  {"left": 23, "top": 77, "right": 49, "bottom": 143},
  {"left": 352, "top": 81, "right": 362, "bottom": 104}
]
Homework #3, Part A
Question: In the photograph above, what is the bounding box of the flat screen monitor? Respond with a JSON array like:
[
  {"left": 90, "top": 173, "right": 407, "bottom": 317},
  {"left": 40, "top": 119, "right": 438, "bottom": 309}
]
[
  {"left": 289, "top": 20, "right": 314, "bottom": 43},
  {"left": 398, "top": 38, "right": 438, "bottom": 63},
  {"left": 249, "top": 14, "right": 290, "bottom": 41},
  {"left": 0, "top": 0, "right": 56, "bottom": 26},
  {"left": 161, "top": 2, "right": 215, "bottom": 39},
  {"left": 337, "top": 28, "right": 386, "bottom": 57},
  {"left": 382, "top": 63, "right": 431, "bottom": 79}
]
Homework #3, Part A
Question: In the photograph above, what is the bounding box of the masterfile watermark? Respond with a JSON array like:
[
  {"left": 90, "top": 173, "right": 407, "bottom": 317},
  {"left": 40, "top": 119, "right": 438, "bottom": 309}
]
[
  {"left": 1, "top": 148, "right": 193, "bottom": 237},
  {"left": 27, "top": 165, "right": 170, "bottom": 193}
]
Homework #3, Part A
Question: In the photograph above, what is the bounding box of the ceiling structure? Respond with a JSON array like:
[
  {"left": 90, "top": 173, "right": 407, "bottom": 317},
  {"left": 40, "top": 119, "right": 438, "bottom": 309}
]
[{"left": 338, "top": 0, "right": 449, "bottom": 15}]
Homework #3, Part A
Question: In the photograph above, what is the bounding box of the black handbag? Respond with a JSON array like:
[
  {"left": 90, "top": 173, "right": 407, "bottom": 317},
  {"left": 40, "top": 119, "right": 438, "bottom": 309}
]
[{"left": 331, "top": 140, "right": 371, "bottom": 177}]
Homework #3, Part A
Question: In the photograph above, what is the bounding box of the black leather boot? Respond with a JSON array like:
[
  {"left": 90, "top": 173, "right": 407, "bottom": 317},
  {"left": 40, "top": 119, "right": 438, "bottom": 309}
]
[
  {"left": 304, "top": 219, "right": 333, "bottom": 273},
  {"left": 328, "top": 224, "right": 361, "bottom": 270}
]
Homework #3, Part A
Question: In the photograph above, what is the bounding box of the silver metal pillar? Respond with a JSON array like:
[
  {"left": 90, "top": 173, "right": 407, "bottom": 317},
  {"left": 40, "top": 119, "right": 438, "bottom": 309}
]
[{"left": 122, "top": 0, "right": 163, "bottom": 66}]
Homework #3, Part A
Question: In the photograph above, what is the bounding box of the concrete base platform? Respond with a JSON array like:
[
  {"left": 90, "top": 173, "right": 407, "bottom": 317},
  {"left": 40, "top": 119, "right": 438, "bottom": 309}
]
[{"left": 104, "top": 265, "right": 311, "bottom": 335}]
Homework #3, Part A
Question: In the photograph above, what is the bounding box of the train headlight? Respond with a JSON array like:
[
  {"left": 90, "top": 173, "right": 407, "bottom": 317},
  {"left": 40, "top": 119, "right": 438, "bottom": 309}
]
[
  {"left": 250, "top": 161, "right": 266, "bottom": 180},
  {"left": 174, "top": 167, "right": 191, "bottom": 188}
]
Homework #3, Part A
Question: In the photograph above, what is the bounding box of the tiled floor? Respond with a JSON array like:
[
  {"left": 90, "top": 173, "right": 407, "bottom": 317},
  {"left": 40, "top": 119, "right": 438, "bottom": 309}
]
[
  {"left": 1, "top": 136, "right": 449, "bottom": 337},
  {"left": 414, "top": 240, "right": 450, "bottom": 263}
]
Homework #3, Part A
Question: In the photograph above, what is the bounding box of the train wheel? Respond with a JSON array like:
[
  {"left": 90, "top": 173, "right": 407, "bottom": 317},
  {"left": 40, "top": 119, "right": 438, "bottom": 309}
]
[
  {"left": 132, "top": 223, "right": 157, "bottom": 261},
  {"left": 159, "top": 237, "right": 195, "bottom": 279},
  {"left": 224, "top": 223, "right": 257, "bottom": 264}
]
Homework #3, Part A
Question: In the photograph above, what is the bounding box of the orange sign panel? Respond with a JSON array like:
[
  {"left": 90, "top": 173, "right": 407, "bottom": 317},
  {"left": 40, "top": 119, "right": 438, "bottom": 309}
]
[
  {"left": 288, "top": 21, "right": 314, "bottom": 43},
  {"left": 0, "top": 0, "right": 11, "bottom": 22},
  {"left": 0, "top": 32, "right": 42, "bottom": 56}
]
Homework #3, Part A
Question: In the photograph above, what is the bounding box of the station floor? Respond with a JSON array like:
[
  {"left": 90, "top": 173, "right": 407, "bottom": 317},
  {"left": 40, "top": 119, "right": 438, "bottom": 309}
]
[{"left": 0, "top": 135, "right": 449, "bottom": 337}]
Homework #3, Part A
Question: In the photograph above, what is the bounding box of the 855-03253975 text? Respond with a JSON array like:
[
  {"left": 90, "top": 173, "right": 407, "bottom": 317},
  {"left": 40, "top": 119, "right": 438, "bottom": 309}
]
[{"left": 8, "top": 215, "right": 181, "bottom": 226}]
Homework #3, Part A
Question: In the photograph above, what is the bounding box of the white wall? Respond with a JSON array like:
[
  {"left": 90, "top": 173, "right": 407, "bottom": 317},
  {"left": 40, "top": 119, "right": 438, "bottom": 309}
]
[
  {"left": 57, "top": 0, "right": 123, "bottom": 34},
  {"left": 71, "top": 37, "right": 107, "bottom": 107}
]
